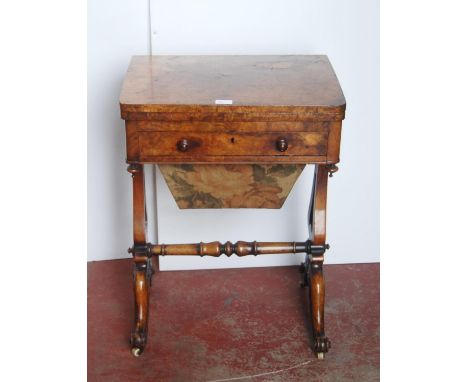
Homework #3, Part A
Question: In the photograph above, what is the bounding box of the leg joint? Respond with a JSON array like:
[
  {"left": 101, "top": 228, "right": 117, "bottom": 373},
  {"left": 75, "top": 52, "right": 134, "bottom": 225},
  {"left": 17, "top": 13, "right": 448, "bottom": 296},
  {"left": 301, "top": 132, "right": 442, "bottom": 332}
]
[
  {"left": 305, "top": 240, "right": 329, "bottom": 257},
  {"left": 128, "top": 243, "right": 153, "bottom": 259}
]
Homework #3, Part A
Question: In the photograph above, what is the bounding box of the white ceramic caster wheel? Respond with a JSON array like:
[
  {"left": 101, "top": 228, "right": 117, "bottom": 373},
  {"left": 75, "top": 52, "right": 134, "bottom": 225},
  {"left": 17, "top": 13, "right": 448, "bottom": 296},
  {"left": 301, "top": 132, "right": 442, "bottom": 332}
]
[
  {"left": 132, "top": 347, "right": 142, "bottom": 357},
  {"left": 317, "top": 352, "right": 324, "bottom": 360}
]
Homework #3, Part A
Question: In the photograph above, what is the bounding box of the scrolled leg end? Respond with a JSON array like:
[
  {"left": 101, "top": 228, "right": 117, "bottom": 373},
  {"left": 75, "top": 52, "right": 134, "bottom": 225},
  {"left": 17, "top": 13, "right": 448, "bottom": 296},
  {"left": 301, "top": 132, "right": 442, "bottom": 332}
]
[
  {"left": 313, "top": 335, "right": 331, "bottom": 358},
  {"left": 130, "top": 330, "right": 147, "bottom": 357}
]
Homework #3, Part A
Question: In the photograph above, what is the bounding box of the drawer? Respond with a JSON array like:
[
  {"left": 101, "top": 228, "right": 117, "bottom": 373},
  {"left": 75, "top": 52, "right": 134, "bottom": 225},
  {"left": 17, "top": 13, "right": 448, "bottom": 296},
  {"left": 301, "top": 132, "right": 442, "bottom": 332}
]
[{"left": 137, "top": 131, "right": 328, "bottom": 161}]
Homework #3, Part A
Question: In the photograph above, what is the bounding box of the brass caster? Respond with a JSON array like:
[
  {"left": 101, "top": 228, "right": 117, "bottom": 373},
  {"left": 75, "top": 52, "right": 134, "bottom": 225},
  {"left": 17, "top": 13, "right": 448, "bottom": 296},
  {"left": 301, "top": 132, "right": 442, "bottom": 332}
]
[
  {"left": 131, "top": 347, "right": 142, "bottom": 357},
  {"left": 317, "top": 352, "right": 324, "bottom": 360}
]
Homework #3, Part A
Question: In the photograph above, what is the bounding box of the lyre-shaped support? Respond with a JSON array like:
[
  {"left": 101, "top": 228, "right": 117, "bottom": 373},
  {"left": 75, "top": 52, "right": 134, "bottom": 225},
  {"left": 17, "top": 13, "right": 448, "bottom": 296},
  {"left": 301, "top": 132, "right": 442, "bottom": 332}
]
[
  {"left": 302, "top": 164, "right": 336, "bottom": 359},
  {"left": 127, "top": 163, "right": 153, "bottom": 357}
]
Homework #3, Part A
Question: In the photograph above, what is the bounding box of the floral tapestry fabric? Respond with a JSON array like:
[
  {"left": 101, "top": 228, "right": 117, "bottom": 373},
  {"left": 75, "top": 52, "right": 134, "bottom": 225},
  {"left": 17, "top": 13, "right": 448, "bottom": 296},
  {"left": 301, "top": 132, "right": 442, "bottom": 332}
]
[{"left": 159, "top": 164, "right": 305, "bottom": 209}]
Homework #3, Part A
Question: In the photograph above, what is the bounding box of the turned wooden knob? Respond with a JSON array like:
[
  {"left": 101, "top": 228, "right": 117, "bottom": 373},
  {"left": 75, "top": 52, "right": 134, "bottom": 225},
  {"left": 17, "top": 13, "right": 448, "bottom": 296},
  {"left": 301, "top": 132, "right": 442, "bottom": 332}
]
[
  {"left": 177, "top": 139, "right": 190, "bottom": 152},
  {"left": 276, "top": 137, "right": 288, "bottom": 152}
]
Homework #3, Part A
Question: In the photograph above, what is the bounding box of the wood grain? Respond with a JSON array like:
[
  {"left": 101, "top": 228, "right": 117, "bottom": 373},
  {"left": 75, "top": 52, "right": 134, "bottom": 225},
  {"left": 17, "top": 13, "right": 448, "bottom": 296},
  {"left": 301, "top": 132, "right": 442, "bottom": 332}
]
[
  {"left": 127, "top": 164, "right": 151, "bottom": 355},
  {"left": 127, "top": 164, "right": 147, "bottom": 244},
  {"left": 309, "top": 165, "right": 329, "bottom": 245},
  {"left": 130, "top": 260, "right": 150, "bottom": 353},
  {"left": 149, "top": 241, "right": 326, "bottom": 257},
  {"left": 306, "top": 164, "right": 331, "bottom": 356},
  {"left": 126, "top": 120, "right": 330, "bottom": 132},
  {"left": 120, "top": 55, "right": 346, "bottom": 121},
  {"left": 138, "top": 131, "right": 328, "bottom": 158}
]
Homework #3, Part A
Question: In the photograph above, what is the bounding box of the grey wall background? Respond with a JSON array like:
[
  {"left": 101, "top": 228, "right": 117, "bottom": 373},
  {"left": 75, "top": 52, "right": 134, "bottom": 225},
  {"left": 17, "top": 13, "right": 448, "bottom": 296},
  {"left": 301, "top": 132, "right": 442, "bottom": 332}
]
[{"left": 88, "top": 0, "right": 379, "bottom": 269}]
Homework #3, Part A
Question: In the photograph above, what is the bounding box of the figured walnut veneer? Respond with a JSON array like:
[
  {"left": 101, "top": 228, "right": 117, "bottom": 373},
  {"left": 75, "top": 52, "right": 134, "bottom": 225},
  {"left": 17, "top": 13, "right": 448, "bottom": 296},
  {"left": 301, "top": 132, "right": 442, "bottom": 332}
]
[{"left": 120, "top": 55, "right": 345, "bottom": 116}]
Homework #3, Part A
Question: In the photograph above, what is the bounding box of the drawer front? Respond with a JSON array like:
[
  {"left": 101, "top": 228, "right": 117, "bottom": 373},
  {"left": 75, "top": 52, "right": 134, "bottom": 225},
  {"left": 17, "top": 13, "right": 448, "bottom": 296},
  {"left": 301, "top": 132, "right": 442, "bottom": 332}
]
[{"left": 138, "top": 131, "right": 328, "bottom": 161}]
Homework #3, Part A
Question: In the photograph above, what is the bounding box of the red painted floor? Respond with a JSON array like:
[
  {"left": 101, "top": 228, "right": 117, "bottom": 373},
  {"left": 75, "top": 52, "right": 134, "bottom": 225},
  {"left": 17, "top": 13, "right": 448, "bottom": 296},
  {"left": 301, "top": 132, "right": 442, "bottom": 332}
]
[{"left": 88, "top": 260, "right": 379, "bottom": 382}]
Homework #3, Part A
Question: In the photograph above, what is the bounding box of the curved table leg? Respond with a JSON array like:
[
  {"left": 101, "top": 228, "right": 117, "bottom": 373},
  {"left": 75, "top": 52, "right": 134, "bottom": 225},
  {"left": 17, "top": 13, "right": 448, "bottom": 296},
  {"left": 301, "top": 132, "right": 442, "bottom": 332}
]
[
  {"left": 130, "top": 258, "right": 151, "bottom": 356},
  {"left": 309, "top": 259, "right": 331, "bottom": 359},
  {"left": 127, "top": 164, "right": 151, "bottom": 356},
  {"left": 303, "top": 164, "right": 337, "bottom": 359}
]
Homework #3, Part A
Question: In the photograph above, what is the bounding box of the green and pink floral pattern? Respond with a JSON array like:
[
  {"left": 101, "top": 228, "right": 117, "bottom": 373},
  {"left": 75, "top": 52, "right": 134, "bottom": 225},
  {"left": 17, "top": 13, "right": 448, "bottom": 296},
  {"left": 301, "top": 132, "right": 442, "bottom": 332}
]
[{"left": 159, "top": 164, "right": 305, "bottom": 209}]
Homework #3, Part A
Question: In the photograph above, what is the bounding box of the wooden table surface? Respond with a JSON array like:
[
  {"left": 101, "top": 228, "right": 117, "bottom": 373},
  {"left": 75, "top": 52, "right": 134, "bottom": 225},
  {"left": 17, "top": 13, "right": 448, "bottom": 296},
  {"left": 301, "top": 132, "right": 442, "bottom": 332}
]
[{"left": 120, "top": 55, "right": 345, "bottom": 118}]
